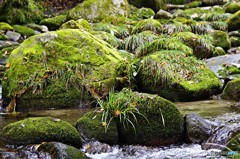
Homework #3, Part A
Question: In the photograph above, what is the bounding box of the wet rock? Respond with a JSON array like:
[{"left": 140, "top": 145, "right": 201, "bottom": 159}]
[
  {"left": 203, "top": 123, "right": 240, "bottom": 150},
  {"left": 38, "top": 142, "right": 88, "bottom": 159},
  {"left": 0, "top": 40, "right": 18, "bottom": 49},
  {"left": 227, "top": 47, "right": 240, "bottom": 54},
  {"left": 84, "top": 141, "right": 112, "bottom": 154},
  {"left": 186, "top": 112, "right": 213, "bottom": 143},
  {"left": 0, "top": 117, "right": 82, "bottom": 148},
  {"left": 6, "top": 31, "right": 21, "bottom": 42}
]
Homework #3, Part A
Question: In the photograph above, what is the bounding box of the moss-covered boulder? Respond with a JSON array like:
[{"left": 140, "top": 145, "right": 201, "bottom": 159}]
[
  {"left": 2, "top": 29, "right": 127, "bottom": 110},
  {"left": 132, "top": 7, "right": 155, "bottom": 20},
  {"left": 12, "top": 25, "right": 35, "bottom": 37},
  {"left": 0, "top": 0, "right": 44, "bottom": 24},
  {"left": 225, "top": 3, "right": 240, "bottom": 14},
  {"left": 116, "top": 89, "right": 184, "bottom": 146},
  {"left": 132, "top": 18, "right": 162, "bottom": 34},
  {"left": 221, "top": 78, "right": 240, "bottom": 101},
  {"left": 38, "top": 142, "right": 88, "bottom": 159},
  {"left": 135, "top": 51, "right": 221, "bottom": 101},
  {"left": 68, "top": 0, "right": 129, "bottom": 22},
  {"left": 210, "top": 30, "right": 231, "bottom": 51},
  {"left": 0, "top": 22, "right": 14, "bottom": 31},
  {"left": 40, "top": 15, "right": 68, "bottom": 31},
  {"left": 0, "top": 117, "right": 82, "bottom": 148},
  {"left": 230, "top": 36, "right": 240, "bottom": 47},
  {"left": 92, "top": 31, "right": 122, "bottom": 48},
  {"left": 60, "top": 19, "right": 91, "bottom": 31},
  {"left": 128, "top": 0, "right": 166, "bottom": 12},
  {"left": 227, "top": 10, "right": 240, "bottom": 31},
  {"left": 76, "top": 111, "right": 118, "bottom": 144}
]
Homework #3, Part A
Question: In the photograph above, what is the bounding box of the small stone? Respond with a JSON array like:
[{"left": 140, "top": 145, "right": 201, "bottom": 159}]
[{"left": 6, "top": 31, "right": 21, "bottom": 42}]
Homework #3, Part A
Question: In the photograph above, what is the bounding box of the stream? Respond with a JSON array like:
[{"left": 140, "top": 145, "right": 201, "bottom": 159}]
[{"left": 1, "top": 99, "right": 239, "bottom": 158}]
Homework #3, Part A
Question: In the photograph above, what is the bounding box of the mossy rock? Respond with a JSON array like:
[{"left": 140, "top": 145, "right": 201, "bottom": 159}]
[
  {"left": 132, "top": 18, "right": 162, "bottom": 34},
  {"left": 92, "top": 31, "right": 122, "bottom": 48},
  {"left": 210, "top": 30, "right": 231, "bottom": 51},
  {"left": 225, "top": 3, "right": 240, "bottom": 14},
  {"left": 201, "top": 0, "right": 226, "bottom": 6},
  {"left": 0, "top": 22, "right": 13, "bottom": 31},
  {"left": 76, "top": 111, "right": 118, "bottom": 145},
  {"left": 0, "top": 117, "right": 82, "bottom": 148},
  {"left": 128, "top": 0, "right": 166, "bottom": 12},
  {"left": 230, "top": 36, "right": 240, "bottom": 47},
  {"left": 135, "top": 50, "right": 221, "bottom": 101},
  {"left": 213, "top": 47, "right": 226, "bottom": 57},
  {"left": 40, "top": 15, "right": 68, "bottom": 31},
  {"left": 0, "top": 45, "right": 18, "bottom": 59},
  {"left": 38, "top": 142, "right": 88, "bottom": 159},
  {"left": 155, "top": 10, "right": 173, "bottom": 20},
  {"left": 2, "top": 29, "right": 127, "bottom": 110},
  {"left": 221, "top": 78, "right": 240, "bottom": 101},
  {"left": 68, "top": 0, "right": 129, "bottom": 22},
  {"left": 0, "top": 0, "right": 44, "bottom": 24},
  {"left": 115, "top": 88, "right": 184, "bottom": 146},
  {"left": 132, "top": 7, "right": 155, "bottom": 20},
  {"left": 186, "top": 1, "right": 202, "bottom": 8},
  {"left": 12, "top": 25, "right": 35, "bottom": 37},
  {"left": 227, "top": 10, "right": 240, "bottom": 31},
  {"left": 60, "top": 19, "right": 91, "bottom": 31},
  {"left": 172, "top": 32, "right": 215, "bottom": 59},
  {"left": 0, "top": 32, "right": 8, "bottom": 40}
]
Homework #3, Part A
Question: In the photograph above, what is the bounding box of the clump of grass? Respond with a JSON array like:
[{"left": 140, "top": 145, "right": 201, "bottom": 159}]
[
  {"left": 96, "top": 90, "right": 148, "bottom": 134},
  {"left": 163, "top": 23, "right": 192, "bottom": 35},
  {"left": 131, "top": 19, "right": 162, "bottom": 34},
  {"left": 190, "top": 22, "right": 213, "bottom": 34}
]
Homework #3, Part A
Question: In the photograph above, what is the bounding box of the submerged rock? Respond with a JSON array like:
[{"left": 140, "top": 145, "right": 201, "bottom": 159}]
[
  {"left": 186, "top": 112, "right": 213, "bottom": 143},
  {"left": 0, "top": 117, "right": 82, "bottom": 148},
  {"left": 68, "top": 0, "right": 129, "bottom": 22},
  {"left": 2, "top": 29, "right": 127, "bottom": 110}
]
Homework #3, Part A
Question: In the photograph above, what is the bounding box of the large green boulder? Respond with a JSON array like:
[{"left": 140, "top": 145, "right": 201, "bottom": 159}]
[
  {"left": 0, "top": 117, "right": 82, "bottom": 148},
  {"left": 135, "top": 50, "right": 221, "bottom": 101},
  {"left": 0, "top": 0, "right": 44, "bottom": 24},
  {"left": 68, "top": 0, "right": 129, "bottom": 22},
  {"left": 2, "top": 29, "right": 127, "bottom": 110},
  {"left": 76, "top": 111, "right": 118, "bottom": 145},
  {"left": 221, "top": 78, "right": 240, "bottom": 101},
  {"left": 116, "top": 89, "right": 184, "bottom": 146},
  {"left": 210, "top": 30, "right": 231, "bottom": 51},
  {"left": 227, "top": 10, "right": 240, "bottom": 31}
]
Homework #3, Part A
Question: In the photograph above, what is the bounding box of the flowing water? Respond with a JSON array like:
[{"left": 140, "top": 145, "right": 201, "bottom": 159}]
[{"left": 0, "top": 99, "right": 240, "bottom": 158}]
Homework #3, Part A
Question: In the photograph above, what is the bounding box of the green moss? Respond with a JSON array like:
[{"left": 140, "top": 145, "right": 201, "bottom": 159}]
[
  {"left": 230, "top": 36, "right": 240, "bottom": 47},
  {"left": 0, "top": 0, "right": 44, "bottom": 24},
  {"left": 227, "top": 10, "right": 240, "bottom": 31},
  {"left": 128, "top": 0, "right": 167, "bottom": 12},
  {"left": 12, "top": 25, "right": 35, "bottom": 37},
  {"left": 0, "top": 45, "right": 18, "bottom": 58},
  {"left": 0, "top": 117, "right": 82, "bottom": 148},
  {"left": 0, "top": 32, "right": 8, "bottom": 40},
  {"left": 218, "top": 65, "right": 240, "bottom": 79},
  {"left": 115, "top": 89, "right": 184, "bottom": 146},
  {"left": 213, "top": 47, "right": 226, "bottom": 57},
  {"left": 135, "top": 50, "right": 221, "bottom": 101},
  {"left": 92, "top": 31, "right": 122, "bottom": 48},
  {"left": 40, "top": 15, "right": 68, "bottom": 31},
  {"left": 221, "top": 78, "right": 240, "bottom": 101},
  {"left": 3, "top": 29, "right": 127, "bottom": 110},
  {"left": 225, "top": 3, "right": 240, "bottom": 14},
  {"left": 76, "top": 111, "right": 118, "bottom": 144},
  {"left": 68, "top": 0, "right": 129, "bottom": 22},
  {"left": 60, "top": 19, "right": 92, "bottom": 31},
  {"left": 132, "top": 7, "right": 155, "bottom": 20},
  {"left": 0, "top": 22, "right": 13, "bottom": 31},
  {"left": 132, "top": 18, "right": 162, "bottom": 34},
  {"left": 210, "top": 30, "right": 231, "bottom": 50},
  {"left": 186, "top": 1, "right": 202, "bottom": 8}
]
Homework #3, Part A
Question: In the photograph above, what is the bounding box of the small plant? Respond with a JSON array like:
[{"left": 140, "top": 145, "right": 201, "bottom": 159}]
[{"left": 96, "top": 90, "right": 148, "bottom": 134}]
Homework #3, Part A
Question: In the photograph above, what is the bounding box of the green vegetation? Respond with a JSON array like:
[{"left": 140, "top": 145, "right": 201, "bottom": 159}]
[
  {"left": 221, "top": 78, "right": 240, "bottom": 101},
  {"left": 210, "top": 30, "right": 231, "bottom": 50},
  {"left": 40, "top": 15, "right": 68, "bottom": 31},
  {"left": 0, "top": 0, "right": 44, "bottom": 24},
  {"left": 227, "top": 10, "right": 240, "bottom": 31},
  {"left": 12, "top": 25, "right": 35, "bottom": 37},
  {"left": 132, "top": 19, "right": 162, "bottom": 34},
  {"left": 0, "top": 22, "right": 13, "bottom": 31},
  {"left": 225, "top": 3, "right": 240, "bottom": 14},
  {"left": 0, "top": 117, "right": 82, "bottom": 148}
]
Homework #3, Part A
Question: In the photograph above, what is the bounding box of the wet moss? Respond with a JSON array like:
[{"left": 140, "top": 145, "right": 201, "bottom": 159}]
[
  {"left": 12, "top": 25, "right": 35, "bottom": 37},
  {"left": 0, "top": 117, "right": 82, "bottom": 148},
  {"left": 131, "top": 7, "right": 155, "bottom": 20},
  {"left": 40, "top": 15, "right": 68, "bottom": 31},
  {"left": 0, "top": 0, "right": 44, "bottom": 24}
]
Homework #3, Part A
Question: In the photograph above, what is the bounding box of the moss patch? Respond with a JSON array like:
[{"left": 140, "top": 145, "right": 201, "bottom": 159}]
[
  {"left": 210, "top": 30, "right": 231, "bottom": 50},
  {"left": 132, "top": 18, "right": 162, "bottom": 34},
  {"left": 0, "top": 22, "right": 14, "bottom": 31},
  {"left": 0, "top": 117, "right": 82, "bottom": 148},
  {"left": 40, "top": 15, "right": 68, "bottom": 31},
  {"left": 12, "top": 25, "right": 35, "bottom": 37},
  {"left": 225, "top": 3, "right": 240, "bottom": 14},
  {"left": 227, "top": 10, "right": 240, "bottom": 31},
  {"left": 221, "top": 78, "right": 240, "bottom": 101}
]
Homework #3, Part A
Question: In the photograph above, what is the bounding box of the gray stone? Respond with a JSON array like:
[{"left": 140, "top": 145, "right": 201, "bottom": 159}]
[
  {"left": 6, "top": 31, "right": 21, "bottom": 41},
  {"left": 186, "top": 112, "right": 213, "bottom": 143},
  {"left": 155, "top": 9, "right": 173, "bottom": 19},
  {"left": 40, "top": 25, "right": 49, "bottom": 32}
]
